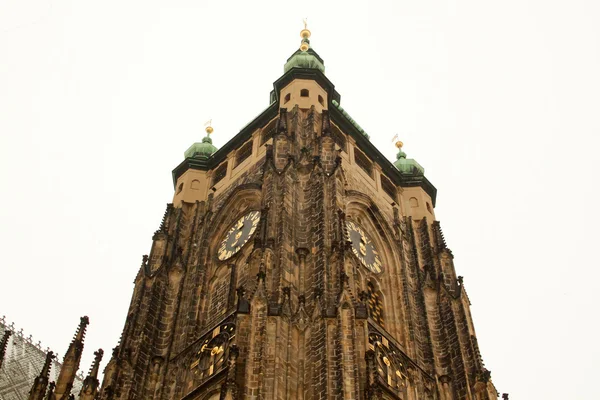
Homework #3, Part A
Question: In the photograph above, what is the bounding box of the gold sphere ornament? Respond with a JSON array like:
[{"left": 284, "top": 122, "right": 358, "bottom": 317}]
[
  {"left": 300, "top": 28, "right": 311, "bottom": 39},
  {"left": 205, "top": 126, "right": 214, "bottom": 135},
  {"left": 395, "top": 141, "right": 404, "bottom": 149},
  {"left": 300, "top": 42, "right": 310, "bottom": 51}
]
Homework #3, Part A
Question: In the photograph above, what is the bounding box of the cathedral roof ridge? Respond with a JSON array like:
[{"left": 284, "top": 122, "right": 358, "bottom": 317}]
[
  {"left": 1, "top": 315, "right": 48, "bottom": 354},
  {"left": 332, "top": 99, "right": 370, "bottom": 139}
]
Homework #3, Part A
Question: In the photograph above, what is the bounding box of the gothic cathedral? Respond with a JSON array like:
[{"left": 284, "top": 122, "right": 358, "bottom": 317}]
[{"left": 46, "top": 27, "right": 501, "bottom": 400}]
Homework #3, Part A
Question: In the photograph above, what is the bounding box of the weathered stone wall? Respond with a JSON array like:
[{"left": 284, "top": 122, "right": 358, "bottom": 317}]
[{"left": 97, "top": 105, "right": 497, "bottom": 400}]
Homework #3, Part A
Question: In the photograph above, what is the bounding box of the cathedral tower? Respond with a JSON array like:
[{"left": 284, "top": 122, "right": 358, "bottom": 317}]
[{"left": 98, "top": 28, "right": 500, "bottom": 400}]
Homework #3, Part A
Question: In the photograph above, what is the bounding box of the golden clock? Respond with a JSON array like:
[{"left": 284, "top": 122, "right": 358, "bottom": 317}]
[
  {"left": 345, "top": 221, "right": 383, "bottom": 273},
  {"left": 217, "top": 211, "right": 260, "bottom": 261}
]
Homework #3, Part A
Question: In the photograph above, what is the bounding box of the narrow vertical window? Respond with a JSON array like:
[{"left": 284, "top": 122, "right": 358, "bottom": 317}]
[{"left": 368, "top": 282, "right": 385, "bottom": 327}]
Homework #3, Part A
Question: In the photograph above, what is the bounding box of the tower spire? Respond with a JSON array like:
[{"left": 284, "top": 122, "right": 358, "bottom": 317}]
[
  {"left": 0, "top": 329, "right": 11, "bottom": 371},
  {"left": 283, "top": 21, "right": 325, "bottom": 73},
  {"left": 393, "top": 140, "right": 424, "bottom": 175},
  {"left": 53, "top": 316, "right": 89, "bottom": 400},
  {"left": 300, "top": 19, "right": 311, "bottom": 51},
  {"left": 28, "top": 351, "right": 55, "bottom": 400},
  {"left": 78, "top": 349, "right": 104, "bottom": 400},
  {"left": 183, "top": 120, "right": 218, "bottom": 159}
]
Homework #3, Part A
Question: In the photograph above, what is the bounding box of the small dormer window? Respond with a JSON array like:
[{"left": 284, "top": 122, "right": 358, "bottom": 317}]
[
  {"left": 284, "top": 93, "right": 291, "bottom": 104},
  {"left": 300, "top": 89, "right": 309, "bottom": 97}
]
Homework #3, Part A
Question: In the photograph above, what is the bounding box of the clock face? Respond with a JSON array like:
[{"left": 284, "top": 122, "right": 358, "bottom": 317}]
[
  {"left": 218, "top": 211, "right": 260, "bottom": 261},
  {"left": 345, "top": 221, "right": 383, "bottom": 273}
]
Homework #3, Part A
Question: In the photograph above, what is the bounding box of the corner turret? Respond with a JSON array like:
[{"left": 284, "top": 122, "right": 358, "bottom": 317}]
[
  {"left": 394, "top": 141, "right": 424, "bottom": 175},
  {"left": 172, "top": 122, "right": 219, "bottom": 206},
  {"left": 184, "top": 123, "right": 218, "bottom": 159},
  {"left": 394, "top": 141, "right": 435, "bottom": 221}
]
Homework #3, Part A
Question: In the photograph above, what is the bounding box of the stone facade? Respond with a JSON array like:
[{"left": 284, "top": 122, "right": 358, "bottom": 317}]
[
  {"left": 94, "top": 68, "right": 500, "bottom": 398},
  {"left": 0, "top": 35, "right": 504, "bottom": 400}
]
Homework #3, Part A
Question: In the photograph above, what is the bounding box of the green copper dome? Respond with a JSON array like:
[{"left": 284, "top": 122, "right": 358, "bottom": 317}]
[
  {"left": 284, "top": 47, "right": 325, "bottom": 74},
  {"left": 184, "top": 136, "right": 217, "bottom": 159},
  {"left": 394, "top": 145, "right": 425, "bottom": 175}
]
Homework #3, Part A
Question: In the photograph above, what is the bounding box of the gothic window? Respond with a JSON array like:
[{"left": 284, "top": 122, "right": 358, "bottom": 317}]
[
  {"left": 284, "top": 93, "right": 291, "bottom": 104},
  {"left": 354, "top": 148, "right": 373, "bottom": 177},
  {"left": 235, "top": 141, "right": 253, "bottom": 167},
  {"left": 368, "top": 282, "right": 385, "bottom": 327},
  {"left": 380, "top": 174, "right": 397, "bottom": 200},
  {"left": 318, "top": 95, "right": 324, "bottom": 106},
  {"left": 177, "top": 182, "right": 183, "bottom": 194},
  {"left": 212, "top": 162, "right": 227, "bottom": 186},
  {"left": 301, "top": 89, "right": 309, "bottom": 97},
  {"left": 191, "top": 179, "right": 201, "bottom": 190},
  {"left": 426, "top": 202, "right": 432, "bottom": 213}
]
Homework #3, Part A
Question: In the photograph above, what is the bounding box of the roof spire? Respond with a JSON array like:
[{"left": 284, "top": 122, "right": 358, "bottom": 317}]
[
  {"left": 395, "top": 140, "right": 406, "bottom": 160},
  {"left": 393, "top": 140, "right": 425, "bottom": 176},
  {"left": 300, "top": 19, "right": 311, "bottom": 51},
  {"left": 204, "top": 119, "right": 214, "bottom": 139},
  {"left": 28, "top": 351, "right": 55, "bottom": 400},
  {"left": 78, "top": 349, "right": 104, "bottom": 400},
  {"left": 54, "top": 316, "right": 89, "bottom": 400},
  {"left": 283, "top": 21, "right": 325, "bottom": 73},
  {"left": 184, "top": 119, "right": 218, "bottom": 159}
]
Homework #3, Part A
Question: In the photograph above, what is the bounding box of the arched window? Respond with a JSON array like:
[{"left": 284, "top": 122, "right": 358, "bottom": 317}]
[
  {"left": 426, "top": 202, "right": 433, "bottom": 213},
  {"left": 318, "top": 95, "right": 324, "bottom": 106},
  {"left": 191, "top": 179, "right": 201, "bottom": 190},
  {"left": 176, "top": 182, "right": 184, "bottom": 194},
  {"left": 284, "top": 93, "right": 291, "bottom": 104},
  {"left": 300, "top": 89, "right": 309, "bottom": 97},
  {"left": 368, "top": 282, "right": 385, "bottom": 327},
  {"left": 409, "top": 197, "right": 419, "bottom": 208}
]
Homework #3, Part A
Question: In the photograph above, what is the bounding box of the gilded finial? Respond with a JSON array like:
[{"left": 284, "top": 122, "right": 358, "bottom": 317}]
[
  {"left": 395, "top": 141, "right": 403, "bottom": 149},
  {"left": 204, "top": 119, "right": 213, "bottom": 136},
  {"left": 300, "top": 19, "right": 311, "bottom": 51}
]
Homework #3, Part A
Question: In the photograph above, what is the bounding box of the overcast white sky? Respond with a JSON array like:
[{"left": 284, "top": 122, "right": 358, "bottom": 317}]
[{"left": 1, "top": 1, "right": 599, "bottom": 398}]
